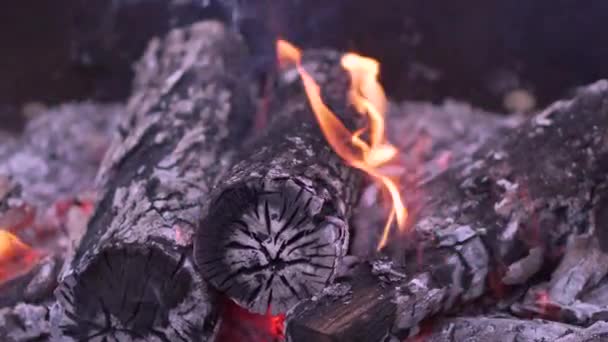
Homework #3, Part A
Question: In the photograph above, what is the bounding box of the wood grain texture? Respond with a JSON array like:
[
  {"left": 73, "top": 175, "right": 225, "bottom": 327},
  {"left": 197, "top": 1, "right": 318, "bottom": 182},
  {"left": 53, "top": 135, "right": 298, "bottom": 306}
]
[
  {"left": 51, "top": 21, "right": 254, "bottom": 342},
  {"left": 195, "top": 49, "right": 364, "bottom": 315}
]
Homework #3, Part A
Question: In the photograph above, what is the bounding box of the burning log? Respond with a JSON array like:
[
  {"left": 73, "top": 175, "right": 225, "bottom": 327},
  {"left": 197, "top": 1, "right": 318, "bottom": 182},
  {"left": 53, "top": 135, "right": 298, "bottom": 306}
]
[
  {"left": 51, "top": 21, "right": 254, "bottom": 341},
  {"left": 352, "top": 101, "right": 522, "bottom": 257},
  {"left": 286, "top": 80, "right": 608, "bottom": 341},
  {"left": 194, "top": 46, "right": 364, "bottom": 315}
]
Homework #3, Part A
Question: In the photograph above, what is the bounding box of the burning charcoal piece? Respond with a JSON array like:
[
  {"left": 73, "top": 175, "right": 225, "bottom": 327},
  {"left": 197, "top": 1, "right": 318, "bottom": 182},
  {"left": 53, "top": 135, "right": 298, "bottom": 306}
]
[
  {"left": 195, "top": 49, "right": 363, "bottom": 315},
  {"left": 286, "top": 80, "right": 608, "bottom": 341},
  {"left": 0, "top": 255, "right": 58, "bottom": 308},
  {"left": 51, "top": 21, "right": 253, "bottom": 341}
]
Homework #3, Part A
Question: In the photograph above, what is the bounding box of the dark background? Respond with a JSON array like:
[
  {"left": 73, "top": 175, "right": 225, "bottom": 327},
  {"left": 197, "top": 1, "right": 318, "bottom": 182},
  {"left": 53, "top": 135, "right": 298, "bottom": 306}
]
[{"left": 1, "top": 0, "right": 607, "bottom": 130}]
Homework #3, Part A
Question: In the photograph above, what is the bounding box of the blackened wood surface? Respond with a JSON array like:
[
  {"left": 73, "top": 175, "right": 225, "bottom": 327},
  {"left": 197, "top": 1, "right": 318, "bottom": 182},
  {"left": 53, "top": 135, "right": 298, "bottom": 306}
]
[
  {"left": 51, "top": 21, "right": 254, "bottom": 342},
  {"left": 195, "top": 50, "right": 363, "bottom": 315},
  {"left": 286, "top": 81, "right": 608, "bottom": 341}
]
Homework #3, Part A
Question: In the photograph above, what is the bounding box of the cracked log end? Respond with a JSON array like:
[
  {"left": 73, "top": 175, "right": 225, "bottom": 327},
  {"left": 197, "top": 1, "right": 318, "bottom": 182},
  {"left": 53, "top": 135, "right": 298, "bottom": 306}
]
[
  {"left": 195, "top": 178, "right": 349, "bottom": 314},
  {"left": 54, "top": 246, "right": 217, "bottom": 342},
  {"left": 49, "top": 19, "right": 251, "bottom": 341}
]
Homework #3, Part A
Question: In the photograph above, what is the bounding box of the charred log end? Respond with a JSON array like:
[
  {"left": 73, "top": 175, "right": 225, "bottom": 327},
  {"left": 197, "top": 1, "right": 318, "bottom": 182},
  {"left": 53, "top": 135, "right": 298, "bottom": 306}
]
[
  {"left": 54, "top": 245, "right": 217, "bottom": 341},
  {"left": 285, "top": 271, "right": 396, "bottom": 342},
  {"left": 195, "top": 178, "right": 349, "bottom": 315}
]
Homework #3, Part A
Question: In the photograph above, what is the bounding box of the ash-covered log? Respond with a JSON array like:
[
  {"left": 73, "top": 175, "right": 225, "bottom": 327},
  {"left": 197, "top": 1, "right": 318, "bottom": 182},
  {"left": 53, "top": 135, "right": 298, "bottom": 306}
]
[
  {"left": 414, "top": 316, "right": 608, "bottom": 342},
  {"left": 194, "top": 49, "right": 363, "bottom": 315},
  {"left": 352, "top": 100, "right": 522, "bottom": 257},
  {"left": 51, "top": 21, "right": 254, "bottom": 341},
  {"left": 286, "top": 80, "right": 608, "bottom": 341}
]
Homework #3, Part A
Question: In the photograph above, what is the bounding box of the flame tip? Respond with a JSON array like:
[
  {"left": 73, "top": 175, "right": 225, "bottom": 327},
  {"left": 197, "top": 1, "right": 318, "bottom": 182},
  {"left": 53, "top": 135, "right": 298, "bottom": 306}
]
[{"left": 277, "top": 40, "right": 407, "bottom": 251}]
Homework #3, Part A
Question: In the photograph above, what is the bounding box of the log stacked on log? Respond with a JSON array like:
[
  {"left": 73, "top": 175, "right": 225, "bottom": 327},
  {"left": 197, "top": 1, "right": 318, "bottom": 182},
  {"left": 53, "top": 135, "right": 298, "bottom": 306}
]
[
  {"left": 286, "top": 80, "right": 608, "bottom": 341},
  {"left": 51, "top": 21, "right": 254, "bottom": 341},
  {"left": 195, "top": 49, "right": 363, "bottom": 315},
  {"left": 3, "top": 23, "right": 608, "bottom": 341}
]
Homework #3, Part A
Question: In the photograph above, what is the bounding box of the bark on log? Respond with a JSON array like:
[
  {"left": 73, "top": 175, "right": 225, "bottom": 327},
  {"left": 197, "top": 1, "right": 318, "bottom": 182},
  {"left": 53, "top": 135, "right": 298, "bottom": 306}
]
[
  {"left": 51, "top": 21, "right": 254, "bottom": 342},
  {"left": 194, "top": 50, "right": 363, "bottom": 315},
  {"left": 286, "top": 80, "right": 608, "bottom": 341},
  {"left": 352, "top": 100, "right": 521, "bottom": 257}
]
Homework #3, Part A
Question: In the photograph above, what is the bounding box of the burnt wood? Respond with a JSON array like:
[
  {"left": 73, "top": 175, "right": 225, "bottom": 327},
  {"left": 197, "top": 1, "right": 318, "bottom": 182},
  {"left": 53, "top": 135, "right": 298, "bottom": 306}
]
[
  {"left": 286, "top": 81, "right": 608, "bottom": 341},
  {"left": 194, "top": 50, "right": 364, "bottom": 315},
  {"left": 51, "top": 21, "right": 253, "bottom": 342},
  {"left": 414, "top": 316, "right": 608, "bottom": 342},
  {"left": 0, "top": 256, "right": 61, "bottom": 309}
]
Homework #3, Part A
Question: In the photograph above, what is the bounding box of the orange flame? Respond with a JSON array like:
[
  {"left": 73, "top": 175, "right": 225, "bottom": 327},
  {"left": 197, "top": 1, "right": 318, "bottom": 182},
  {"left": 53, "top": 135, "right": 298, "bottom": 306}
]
[
  {"left": 0, "top": 230, "right": 40, "bottom": 282},
  {"left": 276, "top": 40, "right": 407, "bottom": 250}
]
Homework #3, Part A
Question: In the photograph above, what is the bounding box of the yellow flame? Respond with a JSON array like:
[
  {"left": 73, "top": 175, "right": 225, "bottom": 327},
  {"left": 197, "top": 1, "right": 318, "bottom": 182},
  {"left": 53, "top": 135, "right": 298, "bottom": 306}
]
[
  {"left": 0, "top": 229, "right": 39, "bottom": 282},
  {"left": 0, "top": 230, "right": 30, "bottom": 261},
  {"left": 277, "top": 40, "right": 407, "bottom": 250}
]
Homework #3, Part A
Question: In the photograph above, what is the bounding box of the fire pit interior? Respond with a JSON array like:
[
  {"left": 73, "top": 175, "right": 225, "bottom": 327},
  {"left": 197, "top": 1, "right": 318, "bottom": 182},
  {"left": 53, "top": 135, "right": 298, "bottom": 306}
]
[{"left": 1, "top": 1, "right": 608, "bottom": 342}]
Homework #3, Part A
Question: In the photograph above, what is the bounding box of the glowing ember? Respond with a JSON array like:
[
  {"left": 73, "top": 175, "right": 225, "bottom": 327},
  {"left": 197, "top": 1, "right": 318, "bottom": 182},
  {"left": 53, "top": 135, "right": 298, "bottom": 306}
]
[
  {"left": 535, "top": 290, "right": 559, "bottom": 318},
  {"left": 216, "top": 297, "right": 285, "bottom": 342},
  {"left": 270, "top": 314, "right": 285, "bottom": 338},
  {"left": 536, "top": 290, "right": 551, "bottom": 308},
  {"left": 0, "top": 230, "right": 40, "bottom": 282},
  {"left": 276, "top": 40, "right": 407, "bottom": 250},
  {"left": 406, "top": 320, "right": 435, "bottom": 342},
  {"left": 488, "top": 265, "right": 508, "bottom": 300}
]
